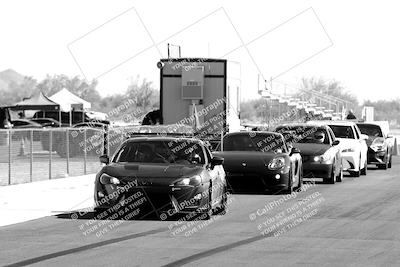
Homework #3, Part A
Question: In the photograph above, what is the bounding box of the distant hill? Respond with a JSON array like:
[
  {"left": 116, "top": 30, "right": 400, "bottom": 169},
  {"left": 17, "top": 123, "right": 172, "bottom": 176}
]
[{"left": 0, "top": 69, "right": 25, "bottom": 91}]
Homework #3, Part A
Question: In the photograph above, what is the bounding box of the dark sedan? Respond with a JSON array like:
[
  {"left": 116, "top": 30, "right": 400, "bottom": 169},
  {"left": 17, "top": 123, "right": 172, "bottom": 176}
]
[
  {"left": 213, "top": 131, "right": 302, "bottom": 194},
  {"left": 357, "top": 122, "right": 394, "bottom": 169},
  {"left": 275, "top": 123, "right": 343, "bottom": 184},
  {"left": 94, "top": 137, "right": 227, "bottom": 220}
]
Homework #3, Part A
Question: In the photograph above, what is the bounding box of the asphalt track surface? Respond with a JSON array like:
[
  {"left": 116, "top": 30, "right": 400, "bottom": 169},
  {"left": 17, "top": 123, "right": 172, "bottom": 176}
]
[{"left": 1, "top": 158, "right": 399, "bottom": 267}]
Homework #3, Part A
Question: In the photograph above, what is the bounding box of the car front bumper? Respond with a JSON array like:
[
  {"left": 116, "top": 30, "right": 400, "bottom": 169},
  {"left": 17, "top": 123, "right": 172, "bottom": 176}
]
[
  {"left": 94, "top": 182, "right": 212, "bottom": 219},
  {"left": 341, "top": 152, "right": 359, "bottom": 171},
  {"left": 302, "top": 162, "right": 333, "bottom": 179},
  {"left": 225, "top": 170, "right": 291, "bottom": 191},
  {"left": 367, "top": 147, "right": 387, "bottom": 164}
]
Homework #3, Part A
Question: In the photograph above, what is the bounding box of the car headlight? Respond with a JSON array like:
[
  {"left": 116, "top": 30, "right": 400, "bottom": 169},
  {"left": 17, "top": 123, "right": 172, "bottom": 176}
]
[
  {"left": 99, "top": 173, "right": 120, "bottom": 185},
  {"left": 268, "top": 157, "right": 286, "bottom": 170},
  {"left": 371, "top": 138, "right": 385, "bottom": 151},
  {"left": 313, "top": 154, "right": 333, "bottom": 163},
  {"left": 342, "top": 148, "right": 355, "bottom": 153},
  {"left": 174, "top": 175, "right": 202, "bottom": 186}
]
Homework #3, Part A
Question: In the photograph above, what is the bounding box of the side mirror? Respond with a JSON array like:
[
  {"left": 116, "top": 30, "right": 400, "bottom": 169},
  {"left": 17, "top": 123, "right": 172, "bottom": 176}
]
[
  {"left": 211, "top": 156, "right": 224, "bottom": 168},
  {"left": 99, "top": 155, "right": 109, "bottom": 165},
  {"left": 360, "top": 134, "right": 369, "bottom": 140},
  {"left": 332, "top": 140, "right": 340, "bottom": 146},
  {"left": 290, "top": 147, "right": 300, "bottom": 155}
]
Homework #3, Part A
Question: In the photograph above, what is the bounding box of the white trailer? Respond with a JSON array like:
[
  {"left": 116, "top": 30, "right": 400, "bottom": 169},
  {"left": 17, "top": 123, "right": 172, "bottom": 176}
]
[{"left": 158, "top": 58, "right": 241, "bottom": 136}]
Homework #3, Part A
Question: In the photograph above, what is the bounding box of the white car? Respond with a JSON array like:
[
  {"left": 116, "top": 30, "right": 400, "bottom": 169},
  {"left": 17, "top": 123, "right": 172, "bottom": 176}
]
[{"left": 309, "top": 121, "right": 368, "bottom": 177}]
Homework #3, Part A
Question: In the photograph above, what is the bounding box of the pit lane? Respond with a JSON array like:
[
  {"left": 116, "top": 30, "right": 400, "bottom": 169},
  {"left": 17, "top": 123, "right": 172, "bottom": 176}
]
[{"left": 1, "top": 158, "right": 399, "bottom": 266}]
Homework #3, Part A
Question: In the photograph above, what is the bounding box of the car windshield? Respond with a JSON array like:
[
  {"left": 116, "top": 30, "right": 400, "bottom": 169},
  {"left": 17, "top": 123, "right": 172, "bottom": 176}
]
[
  {"left": 223, "top": 133, "right": 287, "bottom": 153},
  {"left": 357, "top": 124, "right": 383, "bottom": 137},
  {"left": 113, "top": 140, "right": 205, "bottom": 165},
  {"left": 276, "top": 126, "right": 329, "bottom": 144},
  {"left": 328, "top": 125, "right": 355, "bottom": 139}
]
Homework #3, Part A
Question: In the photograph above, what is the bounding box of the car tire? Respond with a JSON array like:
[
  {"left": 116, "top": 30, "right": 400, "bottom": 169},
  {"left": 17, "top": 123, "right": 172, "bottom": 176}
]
[
  {"left": 361, "top": 158, "right": 367, "bottom": 175},
  {"left": 350, "top": 157, "right": 361, "bottom": 177},
  {"left": 325, "top": 167, "right": 335, "bottom": 184},
  {"left": 214, "top": 187, "right": 227, "bottom": 215},
  {"left": 285, "top": 171, "right": 293, "bottom": 194},
  {"left": 378, "top": 159, "right": 388, "bottom": 170},
  {"left": 203, "top": 183, "right": 213, "bottom": 220},
  {"left": 336, "top": 164, "right": 343, "bottom": 182},
  {"left": 295, "top": 167, "right": 303, "bottom": 191}
]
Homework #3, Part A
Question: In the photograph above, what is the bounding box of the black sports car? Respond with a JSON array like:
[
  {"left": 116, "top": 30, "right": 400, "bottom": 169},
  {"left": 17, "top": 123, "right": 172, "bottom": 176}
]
[
  {"left": 94, "top": 136, "right": 227, "bottom": 220},
  {"left": 275, "top": 123, "right": 343, "bottom": 183},
  {"left": 213, "top": 131, "right": 303, "bottom": 194}
]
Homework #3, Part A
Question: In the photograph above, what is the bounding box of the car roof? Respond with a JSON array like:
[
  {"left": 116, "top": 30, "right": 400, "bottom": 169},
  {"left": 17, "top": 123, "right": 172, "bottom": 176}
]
[
  {"left": 308, "top": 120, "right": 356, "bottom": 126},
  {"left": 225, "top": 131, "right": 283, "bottom": 136},
  {"left": 276, "top": 122, "right": 328, "bottom": 129},
  {"left": 126, "top": 136, "right": 204, "bottom": 144}
]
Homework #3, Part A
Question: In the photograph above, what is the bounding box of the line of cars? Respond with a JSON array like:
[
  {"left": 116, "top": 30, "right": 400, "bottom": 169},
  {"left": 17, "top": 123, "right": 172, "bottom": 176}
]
[{"left": 92, "top": 120, "right": 396, "bottom": 220}]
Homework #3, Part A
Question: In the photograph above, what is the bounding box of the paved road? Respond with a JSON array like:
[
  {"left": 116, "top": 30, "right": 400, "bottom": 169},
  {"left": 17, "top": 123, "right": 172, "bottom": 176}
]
[{"left": 1, "top": 158, "right": 399, "bottom": 266}]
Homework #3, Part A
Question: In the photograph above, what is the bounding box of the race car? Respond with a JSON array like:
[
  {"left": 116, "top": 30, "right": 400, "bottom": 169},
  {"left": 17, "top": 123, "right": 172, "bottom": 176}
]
[
  {"left": 94, "top": 136, "right": 227, "bottom": 220},
  {"left": 275, "top": 123, "right": 343, "bottom": 183},
  {"left": 213, "top": 131, "right": 302, "bottom": 194},
  {"left": 309, "top": 121, "right": 368, "bottom": 177},
  {"left": 357, "top": 121, "right": 395, "bottom": 169}
]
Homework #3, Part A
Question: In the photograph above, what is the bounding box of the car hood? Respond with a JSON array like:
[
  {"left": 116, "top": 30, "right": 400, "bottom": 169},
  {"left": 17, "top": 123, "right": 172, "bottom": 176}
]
[
  {"left": 101, "top": 163, "right": 204, "bottom": 185},
  {"left": 365, "top": 136, "right": 381, "bottom": 147},
  {"left": 336, "top": 138, "right": 358, "bottom": 149},
  {"left": 293, "top": 143, "right": 330, "bottom": 156}
]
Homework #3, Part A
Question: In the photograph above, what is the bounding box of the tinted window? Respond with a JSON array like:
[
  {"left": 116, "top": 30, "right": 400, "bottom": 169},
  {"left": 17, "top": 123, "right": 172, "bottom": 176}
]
[
  {"left": 357, "top": 124, "right": 383, "bottom": 137},
  {"left": 276, "top": 126, "right": 329, "bottom": 144},
  {"left": 223, "top": 133, "right": 287, "bottom": 153},
  {"left": 12, "top": 121, "right": 29, "bottom": 126},
  {"left": 328, "top": 125, "right": 355, "bottom": 139},
  {"left": 113, "top": 140, "right": 205, "bottom": 165}
]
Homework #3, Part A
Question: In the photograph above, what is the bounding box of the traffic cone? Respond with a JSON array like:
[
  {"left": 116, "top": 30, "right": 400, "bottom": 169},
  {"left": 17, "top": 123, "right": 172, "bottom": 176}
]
[{"left": 18, "top": 138, "right": 25, "bottom": 156}]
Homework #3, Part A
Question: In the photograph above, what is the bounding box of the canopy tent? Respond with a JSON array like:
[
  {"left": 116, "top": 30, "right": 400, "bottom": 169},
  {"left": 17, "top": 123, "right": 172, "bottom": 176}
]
[
  {"left": 9, "top": 91, "right": 60, "bottom": 111},
  {"left": 49, "top": 88, "right": 91, "bottom": 112},
  {"left": 7, "top": 91, "right": 62, "bottom": 125}
]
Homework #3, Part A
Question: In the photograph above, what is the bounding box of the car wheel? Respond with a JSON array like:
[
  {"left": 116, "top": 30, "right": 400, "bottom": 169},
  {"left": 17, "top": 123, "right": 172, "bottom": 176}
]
[
  {"left": 350, "top": 157, "right": 361, "bottom": 177},
  {"left": 295, "top": 167, "right": 303, "bottom": 191},
  {"left": 202, "top": 184, "right": 213, "bottom": 220},
  {"left": 214, "top": 187, "right": 227, "bottom": 215},
  {"left": 378, "top": 158, "right": 388, "bottom": 170},
  {"left": 336, "top": 164, "right": 343, "bottom": 182},
  {"left": 325, "top": 166, "right": 336, "bottom": 184},
  {"left": 361, "top": 158, "right": 367, "bottom": 175}
]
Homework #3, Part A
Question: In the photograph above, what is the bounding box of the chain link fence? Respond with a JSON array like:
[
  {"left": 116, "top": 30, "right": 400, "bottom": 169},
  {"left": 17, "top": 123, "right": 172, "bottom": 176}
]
[
  {"left": 0, "top": 125, "right": 195, "bottom": 186},
  {"left": 0, "top": 128, "right": 106, "bottom": 186}
]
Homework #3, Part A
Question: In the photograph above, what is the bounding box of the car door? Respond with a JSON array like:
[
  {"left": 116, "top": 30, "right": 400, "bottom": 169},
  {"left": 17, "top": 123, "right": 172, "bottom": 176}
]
[
  {"left": 354, "top": 125, "right": 368, "bottom": 166},
  {"left": 327, "top": 127, "right": 341, "bottom": 174},
  {"left": 204, "top": 146, "right": 224, "bottom": 207}
]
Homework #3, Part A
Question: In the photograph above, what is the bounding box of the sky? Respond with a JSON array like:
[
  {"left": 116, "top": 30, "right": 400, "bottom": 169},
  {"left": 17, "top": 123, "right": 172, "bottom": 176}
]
[{"left": 0, "top": 0, "right": 399, "bottom": 103}]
